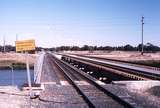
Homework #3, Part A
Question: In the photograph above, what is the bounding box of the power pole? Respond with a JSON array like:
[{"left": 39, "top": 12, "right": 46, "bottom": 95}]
[
  {"left": 141, "top": 16, "right": 144, "bottom": 55},
  {"left": 3, "top": 35, "right": 5, "bottom": 53},
  {"left": 16, "top": 34, "right": 18, "bottom": 41}
]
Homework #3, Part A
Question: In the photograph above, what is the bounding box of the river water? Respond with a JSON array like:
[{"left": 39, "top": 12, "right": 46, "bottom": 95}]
[{"left": 0, "top": 69, "right": 34, "bottom": 86}]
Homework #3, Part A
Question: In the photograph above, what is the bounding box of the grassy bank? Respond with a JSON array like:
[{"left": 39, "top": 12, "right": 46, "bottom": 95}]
[
  {"left": 12, "top": 63, "right": 34, "bottom": 70},
  {"left": 0, "top": 61, "right": 34, "bottom": 70}
]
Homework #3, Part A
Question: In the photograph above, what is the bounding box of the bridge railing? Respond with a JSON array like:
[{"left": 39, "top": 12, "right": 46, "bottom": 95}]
[{"left": 34, "top": 52, "right": 45, "bottom": 83}]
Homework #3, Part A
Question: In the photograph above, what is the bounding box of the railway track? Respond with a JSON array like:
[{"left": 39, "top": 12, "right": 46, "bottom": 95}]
[
  {"left": 80, "top": 55, "right": 160, "bottom": 71},
  {"left": 61, "top": 54, "right": 160, "bottom": 80},
  {"left": 49, "top": 54, "right": 139, "bottom": 108}
]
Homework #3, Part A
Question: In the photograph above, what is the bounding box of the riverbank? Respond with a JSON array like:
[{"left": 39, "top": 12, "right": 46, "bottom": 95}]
[
  {"left": 0, "top": 62, "right": 34, "bottom": 70},
  {"left": 0, "top": 52, "right": 37, "bottom": 64},
  {"left": 0, "top": 52, "right": 37, "bottom": 69}
]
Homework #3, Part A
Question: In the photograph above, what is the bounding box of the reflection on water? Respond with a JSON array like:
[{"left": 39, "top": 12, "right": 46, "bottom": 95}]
[{"left": 0, "top": 69, "right": 34, "bottom": 86}]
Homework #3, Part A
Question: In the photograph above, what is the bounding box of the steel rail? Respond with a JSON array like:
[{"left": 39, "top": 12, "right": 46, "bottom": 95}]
[{"left": 52, "top": 57, "right": 96, "bottom": 108}]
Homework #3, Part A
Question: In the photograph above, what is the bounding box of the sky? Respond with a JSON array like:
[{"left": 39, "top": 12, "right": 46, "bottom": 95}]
[{"left": 0, "top": 0, "right": 160, "bottom": 47}]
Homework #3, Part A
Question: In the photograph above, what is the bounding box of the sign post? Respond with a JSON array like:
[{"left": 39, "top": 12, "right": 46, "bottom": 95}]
[
  {"left": 15, "top": 39, "right": 35, "bottom": 98},
  {"left": 26, "top": 52, "right": 33, "bottom": 97}
]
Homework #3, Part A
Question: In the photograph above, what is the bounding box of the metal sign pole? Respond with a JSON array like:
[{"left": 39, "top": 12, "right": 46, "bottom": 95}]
[
  {"left": 26, "top": 52, "right": 33, "bottom": 97},
  {"left": 15, "top": 39, "right": 36, "bottom": 98}
]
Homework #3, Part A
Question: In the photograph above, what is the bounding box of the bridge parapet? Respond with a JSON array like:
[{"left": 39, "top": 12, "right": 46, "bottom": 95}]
[{"left": 34, "top": 52, "right": 45, "bottom": 83}]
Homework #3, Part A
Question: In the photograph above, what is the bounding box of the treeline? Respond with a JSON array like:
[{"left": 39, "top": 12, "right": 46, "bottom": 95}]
[
  {"left": 0, "top": 45, "right": 15, "bottom": 52},
  {"left": 0, "top": 43, "right": 160, "bottom": 52},
  {"left": 54, "top": 43, "right": 160, "bottom": 52}
]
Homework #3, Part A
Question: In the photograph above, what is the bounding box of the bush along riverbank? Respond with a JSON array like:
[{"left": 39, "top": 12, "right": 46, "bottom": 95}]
[{"left": 0, "top": 62, "right": 34, "bottom": 70}]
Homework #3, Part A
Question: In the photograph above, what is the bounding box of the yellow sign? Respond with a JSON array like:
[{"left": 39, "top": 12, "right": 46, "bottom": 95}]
[{"left": 15, "top": 39, "right": 35, "bottom": 52}]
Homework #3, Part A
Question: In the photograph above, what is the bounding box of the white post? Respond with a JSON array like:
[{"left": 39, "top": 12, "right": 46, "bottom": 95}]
[
  {"left": 9, "top": 65, "right": 14, "bottom": 86},
  {"left": 11, "top": 66, "right": 14, "bottom": 86},
  {"left": 26, "top": 52, "right": 33, "bottom": 97}
]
